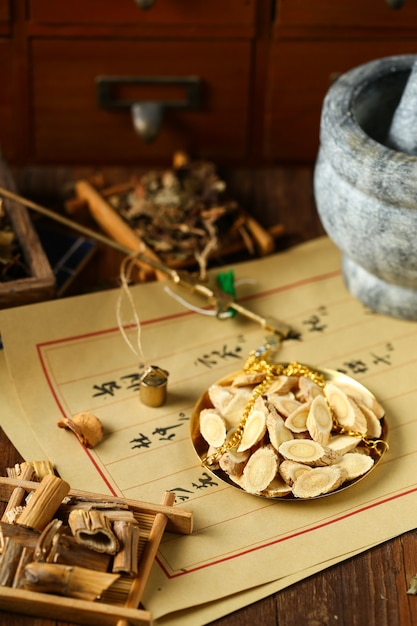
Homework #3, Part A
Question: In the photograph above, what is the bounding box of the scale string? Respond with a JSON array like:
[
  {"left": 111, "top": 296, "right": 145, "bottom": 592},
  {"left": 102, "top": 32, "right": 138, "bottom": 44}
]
[{"left": 116, "top": 254, "right": 146, "bottom": 365}]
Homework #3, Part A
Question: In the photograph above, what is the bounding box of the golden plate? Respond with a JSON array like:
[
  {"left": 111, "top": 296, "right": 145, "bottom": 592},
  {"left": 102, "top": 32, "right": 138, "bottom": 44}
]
[{"left": 190, "top": 364, "right": 388, "bottom": 501}]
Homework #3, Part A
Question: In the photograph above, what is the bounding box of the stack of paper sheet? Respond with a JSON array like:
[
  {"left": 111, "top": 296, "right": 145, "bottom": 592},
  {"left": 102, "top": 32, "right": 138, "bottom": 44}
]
[{"left": 1, "top": 237, "right": 416, "bottom": 625}]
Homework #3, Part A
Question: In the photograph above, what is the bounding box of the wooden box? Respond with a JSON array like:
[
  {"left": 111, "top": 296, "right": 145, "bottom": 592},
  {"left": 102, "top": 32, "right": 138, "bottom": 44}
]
[{"left": 0, "top": 157, "right": 55, "bottom": 308}]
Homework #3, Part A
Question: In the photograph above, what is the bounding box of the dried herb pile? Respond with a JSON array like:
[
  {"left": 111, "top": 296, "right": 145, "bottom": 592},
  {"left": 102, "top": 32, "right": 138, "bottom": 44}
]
[{"left": 105, "top": 153, "right": 258, "bottom": 277}]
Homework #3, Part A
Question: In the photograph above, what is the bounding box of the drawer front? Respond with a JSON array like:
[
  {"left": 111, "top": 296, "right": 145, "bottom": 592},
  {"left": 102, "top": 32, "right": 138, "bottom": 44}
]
[
  {"left": 264, "top": 39, "right": 417, "bottom": 163},
  {"left": 31, "top": 39, "right": 251, "bottom": 163},
  {"left": 0, "top": 41, "right": 17, "bottom": 161},
  {"left": 0, "top": 0, "right": 10, "bottom": 34},
  {"left": 277, "top": 0, "right": 417, "bottom": 29},
  {"left": 29, "top": 0, "right": 256, "bottom": 28}
]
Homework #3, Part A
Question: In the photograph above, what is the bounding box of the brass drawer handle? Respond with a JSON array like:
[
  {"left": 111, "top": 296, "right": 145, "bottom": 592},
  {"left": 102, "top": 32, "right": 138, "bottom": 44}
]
[{"left": 96, "top": 76, "right": 201, "bottom": 142}]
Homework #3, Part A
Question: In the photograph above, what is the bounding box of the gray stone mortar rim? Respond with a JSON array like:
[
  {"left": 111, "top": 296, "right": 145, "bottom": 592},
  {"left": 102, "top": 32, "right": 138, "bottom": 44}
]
[{"left": 319, "top": 54, "right": 417, "bottom": 209}]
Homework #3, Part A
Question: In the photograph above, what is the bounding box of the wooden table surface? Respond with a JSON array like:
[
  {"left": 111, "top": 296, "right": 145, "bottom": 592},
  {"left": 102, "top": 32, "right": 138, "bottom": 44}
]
[
  {"left": 2, "top": 165, "right": 417, "bottom": 625},
  {"left": 2, "top": 426, "right": 417, "bottom": 626}
]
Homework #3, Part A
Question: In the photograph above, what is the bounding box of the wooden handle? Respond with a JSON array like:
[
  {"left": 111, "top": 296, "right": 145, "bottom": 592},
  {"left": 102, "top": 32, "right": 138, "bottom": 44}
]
[{"left": 75, "top": 179, "right": 167, "bottom": 281}]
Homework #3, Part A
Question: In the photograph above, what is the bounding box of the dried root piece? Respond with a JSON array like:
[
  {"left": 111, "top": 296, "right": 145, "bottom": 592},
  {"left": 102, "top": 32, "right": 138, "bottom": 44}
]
[
  {"left": 292, "top": 466, "right": 346, "bottom": 499},
  {"left": 335, "top": 381, "right": 385, "bottom": 419},
  {"left": 57, "top": 412, "right": 104, "bottom": 448},
  {"left": 306, "top": 395, "right": 333, "bottom": 445},
  {"left": 267, "top": 394, "right": 301, "bottom": 418},
  {"left": 199, "top": 409, "right": 227, "bottom": 448},
  {"left": 326, "top": 434, "right": 362, "bottom": 455},
  {"left": 335, "top": 451, "right": 374, "bottom": 480},
  {"left": 266, "top": 405, "right": 294, "bottom": 450},
  {"left": 267, "top": 375, "right": 298, "bottom": 395},
  {"left": 231, "top": 372, "right": 266, "bottom": 388},
  {"left": 222, "top": 387, "right": 253, "bottom": 428},
  {"left": 285, "top": 402, "right": 311, "bottom": 434},
  {"left": 242, "top": 445, "right": 278, "bottom": 494},
  {"left": 237, "top": 397, "right": 268, "bottom": 452},
  {"left": 279, "top": 439, "right": 338, "bottom": 466},
  {"left": 357, "top": 403, "right": 382, "bottom": 438},
  {"left": 279, "top": 460, "right": 313, "bottom": 486},
  {"left": 260, "top": 476, "right": 292, "bottom": 498},
  {"left": 199, "top": 365, "right": 385, "bottom": 499},
  {"left": 68, "top": 510, "right": 119, "bottom": 555},
  {"left": 297, "top": 376, "right": 324, "bottom": 402},
  {"left": 207, "top": 384, "right": 233, "bottom": 413},
  {"left": 219, "top": 448, "right": 249, "bottom": 477},
  {"left": 324, "top": 383, "right": 367, "bottom": 434}
]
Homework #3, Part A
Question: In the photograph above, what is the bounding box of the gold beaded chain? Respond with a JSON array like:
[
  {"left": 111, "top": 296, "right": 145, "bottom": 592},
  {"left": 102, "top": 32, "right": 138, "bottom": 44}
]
[
  {"left": 204, "top": 342, "right": 388, "bottom": 466},
  {"left": 205, "top": 342, "right": 327, "bottom": 465}
]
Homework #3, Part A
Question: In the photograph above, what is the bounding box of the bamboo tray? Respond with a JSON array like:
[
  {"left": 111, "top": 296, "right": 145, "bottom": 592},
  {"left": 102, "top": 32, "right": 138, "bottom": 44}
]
[{"left": 0, "top": 475, "right": 193, "bottom": 626}]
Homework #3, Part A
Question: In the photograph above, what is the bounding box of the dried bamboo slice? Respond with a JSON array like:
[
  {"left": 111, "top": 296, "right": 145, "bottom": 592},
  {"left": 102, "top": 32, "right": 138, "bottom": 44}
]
[
  {"left": 112, "top": 520, "right": 141, "bottom": 576},
  {"left": 68, "top": 509, "right": 119, "bottom": 554},
  {"left": 17, "top": 475, "right": 71, "bottom": 532},
  {"left": 306, "top": 395, "right": 333, "bottom": 445},
  {"left": 260, "top": 476, "right": 292, "bottom": 498},
  {"left": 278, "top": 439, "right": 338, "bottom": 466},
  {"left": 237, "top": 397, "right": 268, "bottom": 452},
  {"left": 326, "top": 434, "right": 362, "bottom": 455},
  {"left": 279, "top": 460, "right": 313, "bottom": 486},
  {"left": 324, "top": 382, "right": 367, "bottom": 433},
  {"left": 199, "top": 409, "right": 227, "bottom": 448},
  {"left": 0, "top": 537, "right": 24, "bottom": 586},
  {"left": 335, "top": 452, "right": 374, "bottom": 480},
  {"left": 266, "top": 405, "right": 294, "bottom": 450},
  {"left": 48, "top": 532, "right": 111, "bottom": 571},
  {"left": 22, "top": 460, "right": 55, "bottom": 480},
  {"left": 34, "top": 518, "right": 63, "bottom": 562},
  {"left": 292, "top": 466, "right": 347, "bottom": 498},
  {"left": 241, "top": 445, "right": 278, "bottom": 494},
  {"left": 285, "top": 402, "right": 311, "bottom": 433},
  {"left": 12, "top": 546, "right": 35, "bottom": 589},
  {"left": 22, "top": 562, "right": 120, "bottom": 600}
]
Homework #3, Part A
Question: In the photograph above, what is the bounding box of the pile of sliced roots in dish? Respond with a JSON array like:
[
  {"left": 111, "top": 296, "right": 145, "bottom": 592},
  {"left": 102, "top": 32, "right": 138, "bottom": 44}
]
[{"left": 198, "top": 369, "right": 386, "bottom": 499}]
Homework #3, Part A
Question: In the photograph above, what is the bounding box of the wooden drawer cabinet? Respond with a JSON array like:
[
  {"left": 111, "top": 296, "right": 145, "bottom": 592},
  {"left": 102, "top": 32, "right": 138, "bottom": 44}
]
[
  {"left": 264, "top": 38, "right": 417, "bottom": 163},
  {"left": 0, "top": 0, "right": 10, "bottom": 35},
  {"left": 31, "top": 39, "right": 251, "bottom": 163},
  {"left": 4, "top": 0, "right": 417, "bottom": 167},
  {"left": 277, "top": 0, "right": 417, "bottom": 30},
  {"left": 28, "top": 0, "right": 256, "bottom": 33},
  {"left": 0, "top": 40, "right": 18, "bottom": 161},
  {"left": 264, "top": 0, "right": 417, "bottom": 163}
]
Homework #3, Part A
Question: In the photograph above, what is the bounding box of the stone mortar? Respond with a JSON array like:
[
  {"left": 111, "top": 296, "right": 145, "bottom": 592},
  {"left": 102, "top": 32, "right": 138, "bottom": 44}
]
[{"left": 314, "top": 54, "right": 417, "bottom": 320}]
